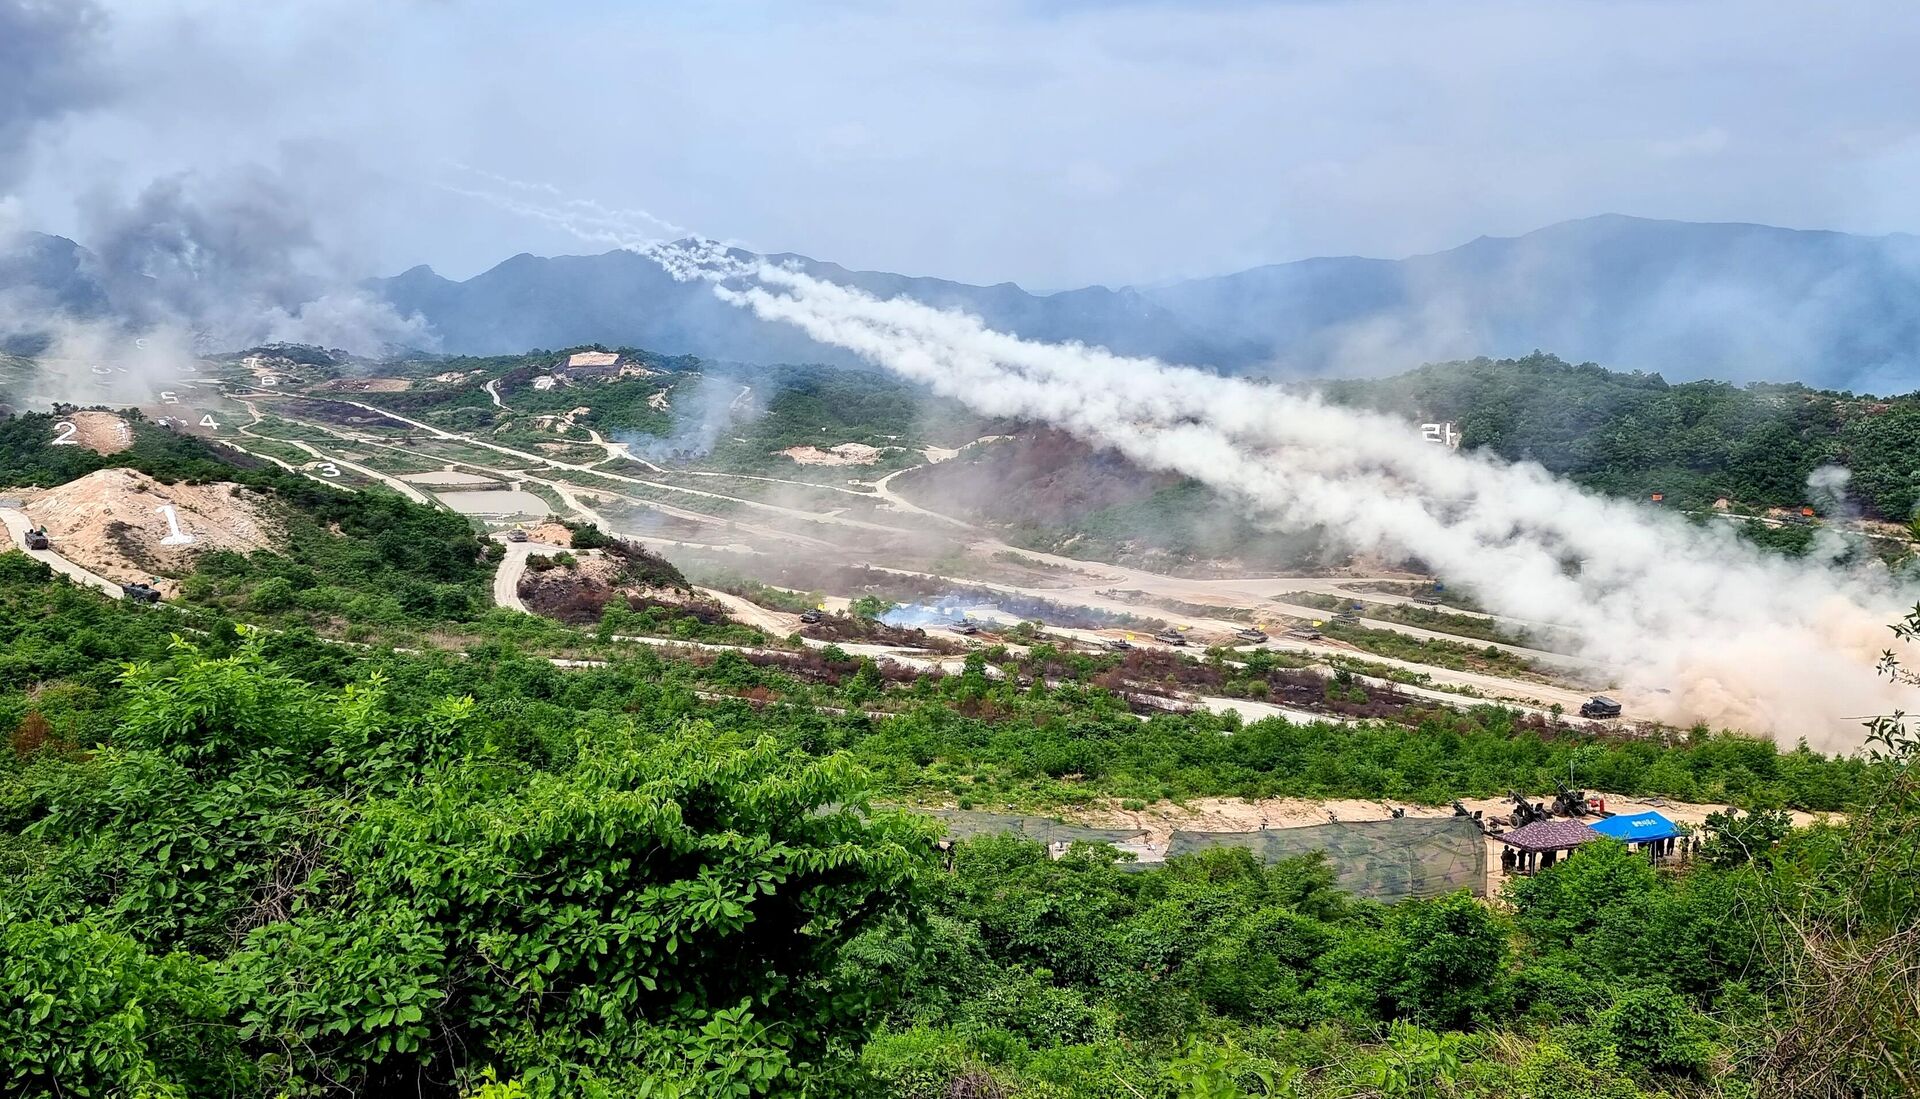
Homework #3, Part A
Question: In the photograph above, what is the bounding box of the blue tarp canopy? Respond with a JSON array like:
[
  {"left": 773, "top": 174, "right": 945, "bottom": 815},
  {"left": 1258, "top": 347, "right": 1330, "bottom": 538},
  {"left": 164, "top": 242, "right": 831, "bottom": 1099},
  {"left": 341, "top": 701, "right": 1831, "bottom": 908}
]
[{"left": 1588, "top": 811, "right": 1682, "bottom": 844}]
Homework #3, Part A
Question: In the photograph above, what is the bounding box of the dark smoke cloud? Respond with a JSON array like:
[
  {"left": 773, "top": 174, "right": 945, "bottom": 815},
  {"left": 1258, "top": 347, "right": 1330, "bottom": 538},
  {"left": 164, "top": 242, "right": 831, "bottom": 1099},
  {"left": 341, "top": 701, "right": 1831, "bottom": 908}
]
[
  {"left": 73, "top": 166, "right": 435, "bottom": 356},
  {"left": 0, "top": 0, "right": 110, "bottom": 188}
]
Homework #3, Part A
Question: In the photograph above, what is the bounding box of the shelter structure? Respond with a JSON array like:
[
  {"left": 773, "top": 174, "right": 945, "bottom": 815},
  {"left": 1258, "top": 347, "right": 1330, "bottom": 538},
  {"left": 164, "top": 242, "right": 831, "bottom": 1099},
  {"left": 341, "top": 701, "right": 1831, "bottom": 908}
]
[
  {"left": 1497, "top": 818, "right": 1599, "bottom": 875},
  {"left": 1588, "top": 810, "right": 1685, "bottom": 862},
  {"left": 562, "top": 351, "right": 622, "bottom": 379}
]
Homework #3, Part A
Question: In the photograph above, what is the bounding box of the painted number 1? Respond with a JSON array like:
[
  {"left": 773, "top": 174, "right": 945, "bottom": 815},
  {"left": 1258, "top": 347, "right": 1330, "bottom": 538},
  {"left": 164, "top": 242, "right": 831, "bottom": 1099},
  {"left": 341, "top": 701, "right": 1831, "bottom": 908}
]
[{"left": 157, "top": 505, "right": 195, "bottom": 546}]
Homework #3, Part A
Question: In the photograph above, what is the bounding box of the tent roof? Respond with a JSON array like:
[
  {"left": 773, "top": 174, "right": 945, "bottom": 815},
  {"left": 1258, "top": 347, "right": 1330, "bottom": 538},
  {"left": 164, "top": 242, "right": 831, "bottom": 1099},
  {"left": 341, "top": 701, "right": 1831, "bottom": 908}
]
[
  {"left": 1497, "top": 818, "right": 1600, "bottom": 852},
  {"left": 1588, "top": 811, "right": 1682, "bottom": 844}
]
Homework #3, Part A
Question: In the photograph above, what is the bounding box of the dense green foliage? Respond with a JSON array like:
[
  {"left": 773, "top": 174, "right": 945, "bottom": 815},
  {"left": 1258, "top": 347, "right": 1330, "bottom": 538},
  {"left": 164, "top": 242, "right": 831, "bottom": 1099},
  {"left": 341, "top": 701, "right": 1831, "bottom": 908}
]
[
  {"left": 1, "top": 636, "right": 930, "bottom": 1096},
  {"left": 1324, "top": 353, "right": 1920, "bottom": 520},
  {"left": 2, "top": 558, "right": 1912, "bottom": 1095},
  {"left": 0, "top": 411, "right": 242, "bottom": 488}
]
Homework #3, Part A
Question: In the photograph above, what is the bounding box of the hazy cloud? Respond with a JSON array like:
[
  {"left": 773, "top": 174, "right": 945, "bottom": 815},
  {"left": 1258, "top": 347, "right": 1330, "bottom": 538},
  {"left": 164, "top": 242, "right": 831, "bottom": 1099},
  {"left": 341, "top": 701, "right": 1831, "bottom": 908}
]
[
  {"left": 0, "top": 0, "right": 110, "bottom": 188},
  {"left": 0, "top": 0, "right": 1912, "bottom": 292}
]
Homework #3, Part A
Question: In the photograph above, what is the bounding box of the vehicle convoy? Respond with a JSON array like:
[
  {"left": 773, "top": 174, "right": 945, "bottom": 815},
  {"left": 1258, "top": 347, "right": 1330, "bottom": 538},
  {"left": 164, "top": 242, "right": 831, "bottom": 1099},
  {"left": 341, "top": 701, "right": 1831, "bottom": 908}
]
[
  {"left": 1152, "top": 629, "right": 1187, "bottom": 646},
  {"left": 121, "top": 582, "right": 163, "bottom": 605},
  {"left": 24, "top": 527, "right": 49, "bottom": 550},
  {"left": 1580, "top": 695, "right": 1623, "bottom": 718}
]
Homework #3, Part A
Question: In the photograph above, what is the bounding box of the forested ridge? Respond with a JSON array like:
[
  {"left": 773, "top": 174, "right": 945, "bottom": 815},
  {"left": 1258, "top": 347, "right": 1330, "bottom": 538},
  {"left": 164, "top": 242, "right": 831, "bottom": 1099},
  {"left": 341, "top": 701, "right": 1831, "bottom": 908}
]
[
  {"left": 1, "top": 372, "right": 1918, "bottom": 1095},
  {"left": 1, "top": 548, "right": 1916, "bottom": 1096},
  {"left": 1324, "top": 353, "right": 1920, "bottom": 520}
]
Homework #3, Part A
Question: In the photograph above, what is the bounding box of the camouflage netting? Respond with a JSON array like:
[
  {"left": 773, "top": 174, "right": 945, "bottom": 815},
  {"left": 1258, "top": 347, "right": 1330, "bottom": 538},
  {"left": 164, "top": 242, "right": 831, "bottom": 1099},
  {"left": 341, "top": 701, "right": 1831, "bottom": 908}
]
[
  {"left": 1165, "top": 817, "right": 1487, "bottom": 901},
  {"left": 926, "top": 810, "right": 1150, "bottom": 847}
]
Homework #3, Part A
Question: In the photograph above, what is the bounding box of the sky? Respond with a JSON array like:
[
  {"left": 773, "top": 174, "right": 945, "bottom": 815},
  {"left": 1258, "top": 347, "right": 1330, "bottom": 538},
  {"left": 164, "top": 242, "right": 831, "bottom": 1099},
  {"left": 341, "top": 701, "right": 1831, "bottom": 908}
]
[{"left": 7, "top": 0, "right": 1920, "bottom": 289}]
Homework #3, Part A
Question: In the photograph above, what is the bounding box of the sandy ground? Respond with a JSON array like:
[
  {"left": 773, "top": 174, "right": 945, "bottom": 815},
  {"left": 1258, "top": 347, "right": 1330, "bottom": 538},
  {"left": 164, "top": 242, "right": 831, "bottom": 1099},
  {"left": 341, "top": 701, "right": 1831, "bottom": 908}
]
[
  {"left": 56, "top": 410, "right": 133, "bottom": 455},
  {"left": 781, "top": 443, "right": 884, "bottom": 466},
  {"left": 19, "top": 468, "right": 280, "bottom": 586},
  {"left": 324, "top": 378, "right": 412, "bottom": 393},
  {"left": 400, "top": 470, "right": 503, "bottom": 487}
]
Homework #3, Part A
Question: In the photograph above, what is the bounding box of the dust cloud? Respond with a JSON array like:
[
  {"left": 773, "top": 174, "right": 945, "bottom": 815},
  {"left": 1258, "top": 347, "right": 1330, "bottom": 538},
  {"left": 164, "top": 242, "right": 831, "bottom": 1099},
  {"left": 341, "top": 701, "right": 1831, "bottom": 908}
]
[{"left": 700, "top": 259, "right": 1920, "bottom": 750}]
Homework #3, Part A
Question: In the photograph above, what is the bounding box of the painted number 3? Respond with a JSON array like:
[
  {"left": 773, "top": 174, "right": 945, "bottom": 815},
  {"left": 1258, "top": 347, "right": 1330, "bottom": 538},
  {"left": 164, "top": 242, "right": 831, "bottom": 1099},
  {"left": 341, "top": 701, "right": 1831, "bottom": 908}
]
[{"left": 317, "top": 462, "right": 341, "bottom": 477}]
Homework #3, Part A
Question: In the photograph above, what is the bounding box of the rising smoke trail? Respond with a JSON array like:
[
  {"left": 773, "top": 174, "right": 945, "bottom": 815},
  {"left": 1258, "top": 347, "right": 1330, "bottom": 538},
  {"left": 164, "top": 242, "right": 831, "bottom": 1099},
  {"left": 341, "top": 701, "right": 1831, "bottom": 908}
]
[{"left": 456, "top": 184, "right": 1920, "bottom": 748}]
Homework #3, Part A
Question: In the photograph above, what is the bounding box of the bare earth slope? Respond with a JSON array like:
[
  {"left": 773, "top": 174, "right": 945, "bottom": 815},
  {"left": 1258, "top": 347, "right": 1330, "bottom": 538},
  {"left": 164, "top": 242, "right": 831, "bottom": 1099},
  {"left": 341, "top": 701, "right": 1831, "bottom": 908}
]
[{"left": 20, "top": 468, "right": 280, "bottom": 588}]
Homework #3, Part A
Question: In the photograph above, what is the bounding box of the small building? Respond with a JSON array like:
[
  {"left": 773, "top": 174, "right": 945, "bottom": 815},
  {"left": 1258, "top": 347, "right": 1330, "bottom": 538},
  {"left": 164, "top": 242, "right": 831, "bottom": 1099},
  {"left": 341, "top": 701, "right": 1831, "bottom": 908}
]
[
  {"left": 562, "top": 351, "right": 621, "bottom": 380},
  {"left": 1588, "top": 810, "right": 1685, "bottom": 862},
  {"left": 1497, "top": 818, "right": 1599, "bottom": 875}
]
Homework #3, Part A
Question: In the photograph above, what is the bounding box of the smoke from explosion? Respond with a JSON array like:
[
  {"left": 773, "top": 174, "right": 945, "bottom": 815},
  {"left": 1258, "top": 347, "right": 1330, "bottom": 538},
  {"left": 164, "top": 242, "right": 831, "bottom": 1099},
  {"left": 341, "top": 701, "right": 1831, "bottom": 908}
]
[
  {"left": 707, "top": 261, "right": 1920, "bottom": 748},
  {"left": 443, "top": 184, "right": 1920, "bottom": 749}
]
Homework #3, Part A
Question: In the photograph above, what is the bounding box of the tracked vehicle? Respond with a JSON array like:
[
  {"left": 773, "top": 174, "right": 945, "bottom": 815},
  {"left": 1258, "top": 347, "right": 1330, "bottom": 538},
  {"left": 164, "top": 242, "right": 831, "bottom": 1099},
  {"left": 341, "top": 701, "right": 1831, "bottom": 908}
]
[
  {"left": 1579, "top": 695, "right": 1622, "bottom": 719},
  {"left": 122, "top": 582, "right": 163, "bottom": 605}
]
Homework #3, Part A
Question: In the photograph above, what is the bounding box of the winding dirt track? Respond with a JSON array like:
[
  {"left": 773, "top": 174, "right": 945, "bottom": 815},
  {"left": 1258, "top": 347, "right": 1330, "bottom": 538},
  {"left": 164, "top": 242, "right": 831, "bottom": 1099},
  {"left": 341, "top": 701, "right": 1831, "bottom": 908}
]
[{"left": 233, "top": 387, "right": 1604, "bottom": 716}]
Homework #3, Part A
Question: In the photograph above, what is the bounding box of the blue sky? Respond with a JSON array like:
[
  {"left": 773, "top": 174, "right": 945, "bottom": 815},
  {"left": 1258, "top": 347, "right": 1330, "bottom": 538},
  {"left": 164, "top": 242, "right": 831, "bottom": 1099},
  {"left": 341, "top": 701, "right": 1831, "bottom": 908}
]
[{"left": 8, "top": 0, "right": 1920, "bottom": 287}]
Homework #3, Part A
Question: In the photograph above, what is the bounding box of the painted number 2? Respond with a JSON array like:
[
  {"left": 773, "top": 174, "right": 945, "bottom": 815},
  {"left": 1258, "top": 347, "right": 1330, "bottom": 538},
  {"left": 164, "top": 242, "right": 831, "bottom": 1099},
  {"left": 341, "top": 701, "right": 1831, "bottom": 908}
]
[
  {"left": 51, "top": 421, "right": 78, "bottom": 446},
  {"left": 157, "top": 505, "right": 195, "bottom": 546}
]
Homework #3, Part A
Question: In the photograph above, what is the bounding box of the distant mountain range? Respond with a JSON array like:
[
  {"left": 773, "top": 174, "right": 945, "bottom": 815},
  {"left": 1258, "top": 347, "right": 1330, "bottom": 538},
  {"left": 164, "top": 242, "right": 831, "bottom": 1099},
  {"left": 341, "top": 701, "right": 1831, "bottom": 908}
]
[{"left": 8, "top": 215, "right": 1920, "bottom": 388}]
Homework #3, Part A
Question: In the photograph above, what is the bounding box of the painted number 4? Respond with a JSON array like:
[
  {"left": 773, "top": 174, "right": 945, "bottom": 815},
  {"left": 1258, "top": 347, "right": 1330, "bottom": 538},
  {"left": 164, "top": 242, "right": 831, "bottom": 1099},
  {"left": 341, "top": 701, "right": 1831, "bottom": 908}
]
[{"left": 157, "top": 505, "right": 195, "bottom": 546}]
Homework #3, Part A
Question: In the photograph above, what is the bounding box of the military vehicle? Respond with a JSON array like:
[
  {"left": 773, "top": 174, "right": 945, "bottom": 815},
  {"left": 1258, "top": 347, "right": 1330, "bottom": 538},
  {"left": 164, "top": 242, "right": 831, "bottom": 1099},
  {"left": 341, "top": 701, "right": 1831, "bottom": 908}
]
[
  {"left": 948, "top": 620, "right": 980, "bottom": 636},
  {"left": 1579, "top": 695, "right": 1622, "bottom": 719},
  {"left": 1283, "top": 626, "right": 1322, "bottom": 641},
  {"left": 506, "top": 529, "right": 529, "bottom": 543},
  {"left": 121, "top": 582, "right": 163, "bottom": 605},
  {"left": 799, "top": 609, "right": 824, "bottom": 625},
  {"left": 1234, "top": 627, "right": 1269, "bottom": 644},
  {"left": 1152, "top": 629, "right": 1187, "bottom": 646},
  {"left": 24, "top": 528, "right": 50, "bottom": 550},
  {"left": 1104, "top": 637, "right": 1132, "bottom": 652}
]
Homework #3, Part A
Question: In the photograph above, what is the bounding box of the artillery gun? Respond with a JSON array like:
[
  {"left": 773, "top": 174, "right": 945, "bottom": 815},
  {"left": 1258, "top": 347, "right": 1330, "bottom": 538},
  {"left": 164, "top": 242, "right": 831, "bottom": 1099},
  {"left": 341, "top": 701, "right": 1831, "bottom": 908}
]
[{"left": 1506, "top": 790, "right": 1549, "bottom": 828}]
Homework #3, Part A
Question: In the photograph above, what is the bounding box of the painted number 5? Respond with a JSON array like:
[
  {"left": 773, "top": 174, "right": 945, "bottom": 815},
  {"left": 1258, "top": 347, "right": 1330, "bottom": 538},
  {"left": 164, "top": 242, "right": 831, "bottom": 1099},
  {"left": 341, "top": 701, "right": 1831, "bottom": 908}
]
[{"left": 157, "top": 505, "right": 195, "bottom": 546}]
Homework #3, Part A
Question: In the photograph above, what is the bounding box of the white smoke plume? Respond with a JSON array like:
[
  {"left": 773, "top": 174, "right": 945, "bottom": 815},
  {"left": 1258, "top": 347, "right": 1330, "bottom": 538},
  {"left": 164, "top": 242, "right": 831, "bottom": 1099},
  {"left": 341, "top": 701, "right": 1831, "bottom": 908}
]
[{"left": 454, "top": 184, "right": 1920, "bottom": 750}]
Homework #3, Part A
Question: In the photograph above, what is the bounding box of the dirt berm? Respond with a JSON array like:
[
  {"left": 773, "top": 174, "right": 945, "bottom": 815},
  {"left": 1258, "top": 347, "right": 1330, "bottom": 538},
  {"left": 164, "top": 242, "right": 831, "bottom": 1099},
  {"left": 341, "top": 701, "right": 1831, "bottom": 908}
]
[{"left": 19, "top": 468, "right": 281, "bottom": 588}]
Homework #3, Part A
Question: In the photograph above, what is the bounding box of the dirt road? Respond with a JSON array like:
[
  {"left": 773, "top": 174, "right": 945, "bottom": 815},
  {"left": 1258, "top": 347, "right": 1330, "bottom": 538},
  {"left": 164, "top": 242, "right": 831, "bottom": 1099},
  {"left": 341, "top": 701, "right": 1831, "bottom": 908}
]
[
  {"left": 0, "top": 507, "right": 125, "bottom": 598},
  {"left": 490, "top": 534, "right": 573, "bottom": 612}
]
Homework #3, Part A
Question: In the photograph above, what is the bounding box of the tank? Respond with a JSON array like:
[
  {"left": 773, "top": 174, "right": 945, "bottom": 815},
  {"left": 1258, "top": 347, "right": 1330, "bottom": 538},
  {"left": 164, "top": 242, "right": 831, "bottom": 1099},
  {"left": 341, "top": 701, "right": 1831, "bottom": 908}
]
[
  {"left": 1234, "top": 627, "right": 1269, "bottom": 644},
  {"left": 506, "top": 529, "right": 530, "bottom": 543},
  {"left": 1579, "top": 695, "right": 1623, "bottom": 719},
  {"left": 1104, "top": 637, "right": 1132, "bottom": 651},
  {"left": 799, "top": 609, "right": 824, "bottom": 624},
  {"left": 24, "top": 528, "right": 49, "bottom": 550},
  {"left": 1151, "top": 629, "right": 1186, "bottom": 646},
  {"left": 121, "top": 582, "right": 163, "bottom": 605},
  {"left": 947, "top": 620, "right": 979, "bottom": 635}
]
